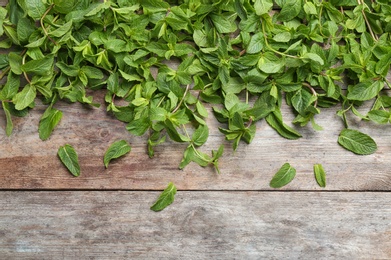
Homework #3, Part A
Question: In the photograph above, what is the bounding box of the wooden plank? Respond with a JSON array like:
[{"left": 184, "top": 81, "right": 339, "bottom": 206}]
[
  {"left": 1, "top": 90, "right": 391, "bottom": 190},
  {"left": 0, "top": 191, "right": 390, "bottom": 259}
]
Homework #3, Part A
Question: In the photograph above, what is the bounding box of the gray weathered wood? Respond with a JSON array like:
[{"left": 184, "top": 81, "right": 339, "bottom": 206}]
[
  {"left": 0, "top": 191, "right": 390, "bottom": 259},
  {"left": 1, "top": 91, "right": 391, "bottom": 190}
]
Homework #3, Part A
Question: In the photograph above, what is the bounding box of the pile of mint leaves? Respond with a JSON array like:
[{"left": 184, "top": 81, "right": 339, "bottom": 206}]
[{"left": 1, "top": 0, "right": 391, "bottom": 209}]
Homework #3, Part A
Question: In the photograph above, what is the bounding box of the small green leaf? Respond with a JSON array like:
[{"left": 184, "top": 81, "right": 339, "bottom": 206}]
[
  {"left": 8, "top": 52, "right": 22, "bottom": 75},
  {"left": 53, "top": 0, "right": 77, "bottom": 14},
  {"left": 2, "top": 101, "right": 13, "bottom": 136},
  {"left": 49, "top": 21, "right": 72, "bottom": 37},
  {"left": 253, "top": 0, "right": 273, "bottom": 16},
  {"left": 21, "top": 55, "right": 54, "bottom": 76},
  {"left": 39, "top": 107, "right": 63, "bottom": 140},
  {"left": 367, "top": 110, "right": 390, "bottom": 124},
  {"left": 0, "top": 71, "right": 20, "bottom": 99},
  {"left": 338, "top": 129, "right": 377, "bottom": 155},
  {"left": 273, "top": 32, "right": 291, "bottom": 42},
  {"left": 304, "top": 2, "right": 317, "bottom": 15},
  {"left": 347, "top": 81, "right": 384, "bottom": 101},
  {"left": 57, "top": 144, "right": 80, "bottom": 177},
  {"left": 277, "top": 0, "right": 302, "bottom": 21},
  {"left": 196, "top": 101, "right": 208, "bottom": 118},
  {"left": 314, "top": 164, "right": 326, "bottom": 188},
  {"left": 266, "top": 111, "right": 302, "bottom": 140},
  {"left": 270, "top": 163, "right": 296, "bottom": 188},
  {"left": 17, "top": 18, "right": 36, "bottom": 43},
  {"left": 12, "top": 84, "right": 36, "bottom": 110},
  {"left": 301, "top": 53, "right": 324, "bottom": 66},
  {"left": 24, "top": 0, "right": 46, "bottom": 20},
  {"left": 103, "top": 140, "right": 131, "bottom": 168},
  {"left": 150, "top": 182, "right": 177, "bottom": 212},
  {"left": 192, "top": 125, "right": 209, "bottom": 146}
]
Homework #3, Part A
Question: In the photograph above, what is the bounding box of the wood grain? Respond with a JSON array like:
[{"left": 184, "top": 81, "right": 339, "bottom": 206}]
[
  {"left": 1, "top": 90, "right": 391, "bottom": 190},
  {"left": 0, "top": 191, "right": 390, "bottom": 259}
]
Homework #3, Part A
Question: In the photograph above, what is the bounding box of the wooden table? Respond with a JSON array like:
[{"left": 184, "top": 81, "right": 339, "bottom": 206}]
[{"left": 1, "top": 1, "right": 390, "bottom": 259}]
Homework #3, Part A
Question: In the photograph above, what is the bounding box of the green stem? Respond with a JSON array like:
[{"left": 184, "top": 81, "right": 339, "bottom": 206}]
[
  {"left": 302, "top": 82, "right": 318, "bottom": 107},
  {"left": 357, "top": 0, "right": 378, "bottom": 41},
  {"left": 22, "top": 54, "right": 31, "bottom": 84},
  {"left": 157, "top": 96, "right": 166, "bottom": 107},
  {"left": 40, "top": 4, "right": 57, "bottom": 45},
  {"left": 0, "top": 66, "right": 10, "bottom": 80},
  {"left": 172, "top": 84, "right": 190, "bottom": 113}
]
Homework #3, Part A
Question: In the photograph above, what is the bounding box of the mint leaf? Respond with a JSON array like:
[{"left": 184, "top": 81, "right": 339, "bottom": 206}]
[
  {"left": 23, "top": 0, "right": 46, "bottom": 20},
  {"left": 150, "top": 182, "right": 177, "bottom": 212},
  {"left": 314, "top": 164, "right": 326, "bottom": 188},
  {"left": 266, "top": 111, "right": 302, "bottom": 140},
  {"left": 58, "top": 144, "right": 80, "bottom": 177},
  {"left": 2, "top": 101, "right": 13, "bottom": 136},
  {"left": 53, "top": 0, "right": 78, "bottom": 14},
  {"left": 347, "top": 81, "right": 384, "bottom": 101},
  {"left": 103, "top": 140, "right": 131, "bottom": 168},
  {"left": 39, "top": 107, "right": 63, "bottom": 141},
  {"left": 277, "top": 0, "right": 302, "bottom": 21},
  {"left": 21, "top": 55, "right": 54, "bottom": 76},
  {"left": 253, "top": 0, "right": 273, "bottom": 16},
  {"left": 338, "top": 129, "right": 377, "bottom": 155},
  {"left": 12, "top": 84, "right": 36, "bottom": 110},
  {"left": 270, "top": 163, "right": 296, "bottom": 188}
]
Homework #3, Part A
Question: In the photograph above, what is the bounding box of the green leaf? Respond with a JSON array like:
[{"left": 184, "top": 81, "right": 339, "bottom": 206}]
[
  {"left": 21, "top": 55, "right": 54, "bottom": 76},
  {"left": 347, "top": 81, "right": 384, "bottom": 101},
  {"left": 258, "top": 54, "right": 285, "bottom": 74},
  {"left": 2, "top": 101, "right": 13, "bottom": 136},
  {"left": 367, "top": 110, "right": 390, "bottom": 124},
  {"left": 56, "top": 62, "right": 79, "bottom": 77},
  {"left": 17, "top": 18, "right": 36, "bottom": 43},
  {"left": 314, "top": 164, "right": 326, "bottom": 188},
  {"left": 266, "top": 111, "right": 302, "bottom": 139},
  {"left": 375, "top": 52, "right": 391, "bottom": 76},
  {"left": 273, "top": 32, "right": 291, "bottom": 42},
  {"left": 53, "top": 0, "right": 77, "bottom": 14},
  {"left": 253, "top": 0, "right": 273, "bottom": 16},
  {"left": 338, "top": 129, "right": 377, "bottom": 155},
  {"left": 81, "top": 66, "right": 104, "bottom": 79},
  {"left": 277, "top": 0, "right": 302, "bottom": 21},
  {"left": 304, "top": 2, "right": 317, "bottom": 15},
  {"left": 107, "top": 72, "right": 119, "bottom": 93},
  {"left": 126, "top": 117, "right": 150, "bottom": 136},
  {"left": 247, "top": 32, "right": 264, "bottom": 54},
  {"left": 192, "top": 125, "right": 209, "bottom": 146},
  {"left": 301, "top": 53, "right": 324, "bottom": 66},
  {"left": 270, "top": 163, "right": 296, "bottom": 188},
  {"left": 0, "top": 71, "right": 20, "bottom": 99},
  {"left": 23, "top": 0, "right": 46, "bottom": 20},
  {"left": 49, "top": 21, "right": 73, "bottom": 37},
  {"left": 103, "top": 140, "right": 131, "bottom": 168},
  {"left": 150, "top": 182, "right": 177, "bottom": 212},
  {"left": 196, "top": 101, "right": 208, "bottom": 118},
  {"left": 24, "top": 37, "right": 46, "bottom": 48},
  {"left": 8, "top": 52, "right": 22, "bottom": 75},
  {"left": 57, "top": 144, "right": 80, "bottom": 177},
  {"left": 12, "top": 84, "right": 36, "bottom": 110},
  {"left": 119, "top": 70, "right": 142, "bottom": 82},
  {"left": 39, "top": 107, "right": 63, "bottom": 141},
  {"left": 105, "top": 39, "right": 129, "bottom": 53},
  {"left": 142, "top": 0, "right": 169, "bottom": 13},
  {"left": 291, "top": 88, "right": 313, "bottom": 115},
  {"left": 210, "top": 14, "right": 237, "bottom": 34}
]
